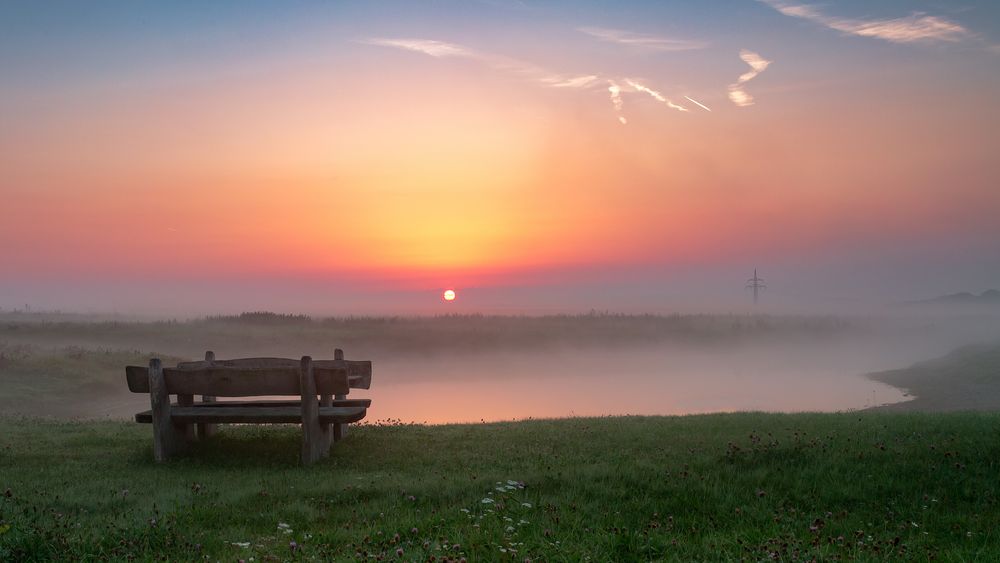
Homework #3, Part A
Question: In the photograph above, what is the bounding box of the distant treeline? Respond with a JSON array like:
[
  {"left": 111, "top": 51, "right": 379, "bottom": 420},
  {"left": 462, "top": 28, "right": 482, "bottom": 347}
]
[
  {"left": 205, "top": 311, "right": 312, "bottom": 324},
  {"left": 202, "top": 310, "right": 856, "bottom": 328},
  {"left": 0, "top": 310, "right": 863, "bottom": 359}
]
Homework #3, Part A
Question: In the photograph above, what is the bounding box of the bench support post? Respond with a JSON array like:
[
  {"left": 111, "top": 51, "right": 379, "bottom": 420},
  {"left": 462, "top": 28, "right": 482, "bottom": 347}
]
[
  {"left": 332, "top": 348, "right": 349, "bottom": 441},
  {"left": 149, "top": 358, "right": 185, "bottom": 462},
  {"left": 197, "top": 351, "right": 219, "bottom": 439},
  {"left": 299, "top": 356, "right": 330, "bottom": 465},
  {"left": 320, "top": 394, "right": 335, "bottom": 449},
  {"left": 177, "top": 393, "right": 197, "bottom": 441}
]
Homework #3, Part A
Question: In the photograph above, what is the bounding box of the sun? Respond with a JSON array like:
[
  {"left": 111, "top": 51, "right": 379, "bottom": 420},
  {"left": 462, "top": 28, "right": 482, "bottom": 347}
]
[{"left": 443, "top": 289, "right": 457, "bottom": 302}]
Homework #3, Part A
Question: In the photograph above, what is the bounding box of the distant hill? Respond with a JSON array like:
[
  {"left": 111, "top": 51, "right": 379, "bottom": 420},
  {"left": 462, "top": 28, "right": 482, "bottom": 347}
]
[{"left": 901, "top": 289, "right": 1000, "bottom": 308}]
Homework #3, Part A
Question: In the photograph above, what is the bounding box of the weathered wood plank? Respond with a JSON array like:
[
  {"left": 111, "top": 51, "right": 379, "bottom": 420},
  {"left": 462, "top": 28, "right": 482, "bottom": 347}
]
[
  {"left": 153, "top": 366, "right": 349, "bottom": 397},
  {"left": 149, "top": 358, "right": 183, "bottom": 462},
  {"left": 125, "top": 365, "right": 149, "bottom": 392},
  {"left": 134, "top": 398, "right": 371, "bottom": 422},
  {"left": 128, "top": 358, "right": 371, "bottom": 392},
  {"left": 320, "top": 392, "right": 333, "bottom": 449},
  {"left": 179, "top": 358, "right": 373, "bottom": 389},
  {"left": 198, "top": 351, "right": 218, "bottom": 439},
  {"left": 189, "top": 398, "right": 371, "bottom": 408},
  {"left": 332, "top": 348, "right": 349, "bottom": 441},
  {"left": 135, "top": 405, "right": 367, "bottom": 424}
]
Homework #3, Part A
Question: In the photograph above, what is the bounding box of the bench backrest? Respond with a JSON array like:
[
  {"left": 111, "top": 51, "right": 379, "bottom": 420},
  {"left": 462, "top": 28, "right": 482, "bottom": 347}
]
[
  {"left": 174, "top": 358, "right": 372, "bottom": 389},
  {"left": 125, "top": 350, "right": 370, "bottom": 397},
  {"left": 125, "top": 364, "right": 349, "bottom": 397},
  {"left": 125, "top": 349, "right": 372, "bottom": 397}
]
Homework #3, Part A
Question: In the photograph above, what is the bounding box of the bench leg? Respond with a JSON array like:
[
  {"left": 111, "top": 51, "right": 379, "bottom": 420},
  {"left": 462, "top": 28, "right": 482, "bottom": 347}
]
[
  {"left": 320, "top": 394, "right": 334, "bottom": 450},
  {"left": 198, "top": 352, "right": 219, "bottom": 439},
  {"left": 333, "top": 393, "right": 349, "bottom": 443},
  {"left": 300, "top": 357, "right": 330, "bottom": 465},
  {"left": 149, "top": 359, "right": 185, "bottom": 462},
  {"left": 302, "top": 415, "right": 330, "bottom": 465},
  {"left": 197, "top": 396, "right": 218, "bottom": 439}
]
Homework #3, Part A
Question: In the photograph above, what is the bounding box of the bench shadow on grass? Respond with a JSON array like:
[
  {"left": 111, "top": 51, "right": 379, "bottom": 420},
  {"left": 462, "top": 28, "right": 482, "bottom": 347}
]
[{"left": 133, "top": 426, "right": 325, "bottom": 469}]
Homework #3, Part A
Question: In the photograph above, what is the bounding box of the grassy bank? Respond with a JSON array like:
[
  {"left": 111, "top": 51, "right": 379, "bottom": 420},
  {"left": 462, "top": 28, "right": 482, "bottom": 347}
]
[
  {"left": 0, "top": 344, "right": 185, "bottom": 418},
  {"left": 869, "top": 342, "right": 1000, "bottom": 411},
  {"left": 2, "top": 413, "right": 999, "bottom": 560}
]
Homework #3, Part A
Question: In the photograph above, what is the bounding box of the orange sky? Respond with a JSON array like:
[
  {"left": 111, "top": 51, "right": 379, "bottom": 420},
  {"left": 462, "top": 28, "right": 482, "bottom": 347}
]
[{"left": 2, "top": 1, "right": 1000, "bottom": 312}]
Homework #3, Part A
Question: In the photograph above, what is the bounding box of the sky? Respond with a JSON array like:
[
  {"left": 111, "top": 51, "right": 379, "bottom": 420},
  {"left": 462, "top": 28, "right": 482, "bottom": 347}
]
[{"left": 2, "top": 0, "right": 999, "bottom": 315}]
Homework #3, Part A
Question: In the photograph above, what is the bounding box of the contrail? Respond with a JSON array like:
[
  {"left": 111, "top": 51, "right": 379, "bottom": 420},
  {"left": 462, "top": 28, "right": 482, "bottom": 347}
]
[
  {"left": 625, "top": 79, "right": 688, "bottom": 112},
  {"left": 684, "top": 95, "right": 712, "bottom": 112}
]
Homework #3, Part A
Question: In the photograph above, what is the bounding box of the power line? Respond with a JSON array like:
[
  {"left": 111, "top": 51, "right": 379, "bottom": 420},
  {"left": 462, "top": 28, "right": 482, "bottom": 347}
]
[{"left": 745, "top": 268, "right": 766, "bottom": 305}]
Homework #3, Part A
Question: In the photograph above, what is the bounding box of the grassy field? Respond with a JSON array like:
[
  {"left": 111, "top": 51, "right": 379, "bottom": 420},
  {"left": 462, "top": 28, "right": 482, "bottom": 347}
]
[{"left": 2, "top": 413, "right": 999, "bottom": 561}]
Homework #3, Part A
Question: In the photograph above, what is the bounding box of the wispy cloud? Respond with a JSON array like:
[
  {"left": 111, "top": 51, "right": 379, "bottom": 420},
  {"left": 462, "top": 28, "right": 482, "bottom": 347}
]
[
  {"left": 625, "top": 79, "right": 688, "bottom": 112},
  {"left": 367, "top": 37, "right": 711, "bottom": 124},
  {"left": 578, "top": 27, "right": 708, "bottom": 51},
  {"left": 728, "top": 50, "right": 771, "bottom": 107},
  {"left": 758, "top": 0, "right": 971, "bottom": 44},
  {"left": 540, "top": 74, "right": 601, "bottom": 89},
  {"left": 608, "top": 82, "right": 626, "bottom": 125},
  {"left": 365, "top": 37, "right": 598, "bottom": 91},
  {"left": 365, "top": 38, "right": 475, "bottom": 58}
]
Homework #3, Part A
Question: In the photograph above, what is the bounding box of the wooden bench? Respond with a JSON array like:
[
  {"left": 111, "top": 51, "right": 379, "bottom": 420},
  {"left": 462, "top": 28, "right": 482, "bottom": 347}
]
[{"left": 125, "top": 349, "right": 373, "bottom": 464}]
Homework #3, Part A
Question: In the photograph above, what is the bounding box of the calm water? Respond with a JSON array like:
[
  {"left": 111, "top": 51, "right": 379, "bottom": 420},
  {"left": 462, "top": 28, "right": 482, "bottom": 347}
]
[
  {"left": 352, "top": 343, "right": 910, "bottom": 424},
  {"left": 98, "top": 338, "right": 925, "bottom": 423}
]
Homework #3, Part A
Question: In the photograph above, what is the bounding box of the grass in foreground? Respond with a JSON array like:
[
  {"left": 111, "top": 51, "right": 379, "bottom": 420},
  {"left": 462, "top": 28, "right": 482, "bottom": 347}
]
[{"left": 2, "top": 413, "right": 999, "bottom": 561}]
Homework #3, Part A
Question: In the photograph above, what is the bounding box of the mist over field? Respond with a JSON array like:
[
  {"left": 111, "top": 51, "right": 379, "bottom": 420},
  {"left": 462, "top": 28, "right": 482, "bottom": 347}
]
[{"left": 3, "top": 309, "right": 999, "bottom": 423}]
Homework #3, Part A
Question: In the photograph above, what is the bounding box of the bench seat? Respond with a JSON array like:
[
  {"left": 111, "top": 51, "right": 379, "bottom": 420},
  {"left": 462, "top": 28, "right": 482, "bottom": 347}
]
[
  {"left": 136, "top": 398, "right": 372, "bottom": 410},
  {"left": 135, "top": 405, "right": 368, "bottom": 425}
]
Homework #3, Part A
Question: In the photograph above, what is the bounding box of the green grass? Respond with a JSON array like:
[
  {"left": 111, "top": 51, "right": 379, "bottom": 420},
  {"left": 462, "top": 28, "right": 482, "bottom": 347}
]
[{"left": 2, "top": 413, "right": 999, "bottom": 561}]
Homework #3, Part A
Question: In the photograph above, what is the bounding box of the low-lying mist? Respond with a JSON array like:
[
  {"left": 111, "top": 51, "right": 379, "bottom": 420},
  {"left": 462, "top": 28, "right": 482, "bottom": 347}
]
[{"left": 2, "top": 311, "right": 999, "bottom": 423}]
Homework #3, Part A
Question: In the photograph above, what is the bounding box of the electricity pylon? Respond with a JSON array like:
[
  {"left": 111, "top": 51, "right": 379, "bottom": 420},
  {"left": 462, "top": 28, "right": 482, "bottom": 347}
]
[{"left": 746, "top": 268, "right": 766, "bottom": 305}]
